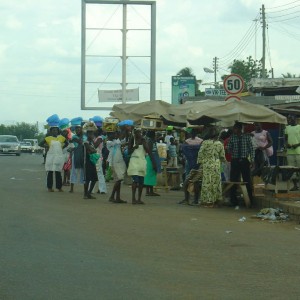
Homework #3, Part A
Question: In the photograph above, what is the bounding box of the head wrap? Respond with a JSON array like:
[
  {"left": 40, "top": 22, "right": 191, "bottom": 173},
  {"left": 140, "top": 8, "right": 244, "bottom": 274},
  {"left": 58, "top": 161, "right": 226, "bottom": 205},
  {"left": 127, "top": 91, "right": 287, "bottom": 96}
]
[
  {"left": 59, "top": 118, "right": 70, "bottom": 130},
  {"left": 118, "top": 120, "right": 134, "bottom": 126},
  {"left": 70, "top": 117, "right": 83, "bottom": 127},
  {"left": 89, "top": 116, "right": 103, "bottom": 127},
  {"left": 46, "top": 114, "right": 60, "bottom": 127}
]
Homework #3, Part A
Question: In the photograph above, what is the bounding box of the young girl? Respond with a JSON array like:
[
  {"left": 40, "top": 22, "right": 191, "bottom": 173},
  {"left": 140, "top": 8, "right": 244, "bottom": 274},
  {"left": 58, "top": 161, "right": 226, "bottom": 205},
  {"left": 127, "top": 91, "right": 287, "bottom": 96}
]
[
  {"left": 82, "top": 122, "right": 99, "bottom": 199},
  {"left": 107, "top": 131, "right": 127, "bottom": 203},
  {"left": 127, "top": 129, "right": 149, "bottom": 204}
]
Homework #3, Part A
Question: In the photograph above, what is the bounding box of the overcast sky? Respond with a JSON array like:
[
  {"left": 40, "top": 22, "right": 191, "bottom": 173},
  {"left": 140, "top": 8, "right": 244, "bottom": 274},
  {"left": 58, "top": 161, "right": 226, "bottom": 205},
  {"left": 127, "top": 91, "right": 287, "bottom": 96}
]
[{"left": 0, "top": 0, "right": 299, "bottom": 125}]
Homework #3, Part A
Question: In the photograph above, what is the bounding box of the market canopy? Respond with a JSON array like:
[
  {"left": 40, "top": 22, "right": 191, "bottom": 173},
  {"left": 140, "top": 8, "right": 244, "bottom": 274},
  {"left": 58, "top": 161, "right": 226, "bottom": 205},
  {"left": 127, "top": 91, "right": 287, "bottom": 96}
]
[
  {"left": 111, "top": 100, "right": 172, "bottom": 122},
  {"left": 111, "top": 100, "right": 222, "bottom": 125},
  {"left": 111, "top": 99, "right": 287, "bottom": 126},
  {"left": 187, "top": 98, "right": 287, "bottom": 125}
]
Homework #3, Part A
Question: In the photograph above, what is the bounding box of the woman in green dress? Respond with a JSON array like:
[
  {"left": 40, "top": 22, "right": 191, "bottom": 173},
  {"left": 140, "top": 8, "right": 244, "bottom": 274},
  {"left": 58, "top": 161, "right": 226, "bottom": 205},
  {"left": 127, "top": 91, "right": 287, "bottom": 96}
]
[{"left": 197, "top": 127, "right": 225, "bottom": 207}]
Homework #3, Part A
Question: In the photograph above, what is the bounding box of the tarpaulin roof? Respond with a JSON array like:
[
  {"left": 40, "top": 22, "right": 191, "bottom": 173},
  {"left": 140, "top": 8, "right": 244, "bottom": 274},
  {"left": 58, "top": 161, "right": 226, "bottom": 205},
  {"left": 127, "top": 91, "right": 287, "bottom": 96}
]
[
  {"left": 111, "top": 100, "right": 172, "bottom": 122},
  {"left": 111, "top": 99, "right": 287, "bottom": 126},
  {"left": 187, "top": 99, "right": 287, "bottom": 125}
]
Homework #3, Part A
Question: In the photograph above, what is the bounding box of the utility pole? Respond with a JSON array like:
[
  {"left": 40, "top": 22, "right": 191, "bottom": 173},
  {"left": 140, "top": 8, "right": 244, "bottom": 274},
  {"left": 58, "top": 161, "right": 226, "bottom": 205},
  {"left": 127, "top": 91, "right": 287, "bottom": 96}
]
[
  {"left": 121, "top": 3, "right": 128, "bottom": 104},
  {"left": 261, "top": 4, "right": 266, "bottom": 78},
  {"left": 213, "top": 57, "right": 218, "bottom": 87}
]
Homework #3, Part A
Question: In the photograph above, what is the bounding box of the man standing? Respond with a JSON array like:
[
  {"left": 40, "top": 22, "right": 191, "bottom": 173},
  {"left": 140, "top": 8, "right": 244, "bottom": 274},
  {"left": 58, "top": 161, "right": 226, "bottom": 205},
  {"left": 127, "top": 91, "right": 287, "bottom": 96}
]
[
  {"left": 227, "top": 122, "right": 255, "bottom": 208},
  {"left": 285, "top": 114, "right": 300, "bottom": 191}
]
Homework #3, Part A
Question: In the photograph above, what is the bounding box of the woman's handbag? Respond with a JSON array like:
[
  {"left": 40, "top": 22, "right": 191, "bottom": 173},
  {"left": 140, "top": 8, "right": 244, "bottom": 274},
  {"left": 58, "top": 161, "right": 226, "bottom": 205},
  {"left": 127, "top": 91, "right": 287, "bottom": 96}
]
[{"left": 89, "top": 153, "right": 100, "bottom": 165}]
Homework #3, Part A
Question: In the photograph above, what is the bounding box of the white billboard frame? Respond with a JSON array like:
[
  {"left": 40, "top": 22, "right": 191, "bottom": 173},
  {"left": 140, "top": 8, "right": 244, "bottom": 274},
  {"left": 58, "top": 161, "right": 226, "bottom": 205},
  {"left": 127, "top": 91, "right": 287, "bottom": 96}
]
[{"left": 81, "top": 0, "right": 156, "bottom": 110}]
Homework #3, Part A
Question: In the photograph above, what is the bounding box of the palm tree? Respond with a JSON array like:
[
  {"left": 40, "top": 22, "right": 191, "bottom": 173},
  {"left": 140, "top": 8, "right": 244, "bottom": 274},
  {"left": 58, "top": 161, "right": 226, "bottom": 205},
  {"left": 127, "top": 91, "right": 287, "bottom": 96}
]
[{"left": 176, "top": 67, "right": 195, "bottom": 77}]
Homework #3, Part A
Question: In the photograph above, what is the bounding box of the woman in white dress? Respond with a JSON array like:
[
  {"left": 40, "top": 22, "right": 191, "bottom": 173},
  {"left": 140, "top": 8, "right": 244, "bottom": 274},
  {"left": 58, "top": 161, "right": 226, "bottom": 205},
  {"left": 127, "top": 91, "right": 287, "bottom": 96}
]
[
  {"left": 127, "top": 129, "right": 149, "bottom": 204},
  {"left": 40, "top": 115, "right": 66, "bottom": 192}
]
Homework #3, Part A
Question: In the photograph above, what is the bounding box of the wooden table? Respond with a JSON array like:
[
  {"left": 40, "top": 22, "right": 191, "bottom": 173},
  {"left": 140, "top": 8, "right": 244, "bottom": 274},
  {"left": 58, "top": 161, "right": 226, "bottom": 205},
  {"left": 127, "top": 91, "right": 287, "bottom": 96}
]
[
  {"left": 222, "top": 181, "right": 251, "bottom": 208},
  {"left": 266, "top": 166, "right": 300, "bottom": 198}
]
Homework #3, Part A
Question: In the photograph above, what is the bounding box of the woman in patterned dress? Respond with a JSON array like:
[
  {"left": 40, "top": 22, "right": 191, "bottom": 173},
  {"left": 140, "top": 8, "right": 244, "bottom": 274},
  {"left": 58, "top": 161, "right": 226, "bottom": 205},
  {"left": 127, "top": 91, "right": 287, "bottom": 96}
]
[{"left": 197, "top": 127, "right": 225, "bottom": 207}]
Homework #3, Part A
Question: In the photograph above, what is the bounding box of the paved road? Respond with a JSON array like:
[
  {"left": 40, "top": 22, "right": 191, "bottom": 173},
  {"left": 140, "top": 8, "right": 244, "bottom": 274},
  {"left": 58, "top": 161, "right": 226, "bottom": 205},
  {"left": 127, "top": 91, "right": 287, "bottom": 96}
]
[{"left": 1, "top": 153, "right": 300, "bottom": 300}]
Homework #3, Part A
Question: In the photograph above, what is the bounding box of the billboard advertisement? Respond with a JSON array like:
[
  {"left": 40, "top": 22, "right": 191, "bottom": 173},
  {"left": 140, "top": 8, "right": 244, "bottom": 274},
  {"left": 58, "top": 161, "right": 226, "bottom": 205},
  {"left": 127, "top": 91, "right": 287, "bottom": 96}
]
[
  {"left": 98, "top": 88, "right": 139, "bottom": 102},
  {"left": 171, "top": 76, "right": 196, "bottom": 105}
]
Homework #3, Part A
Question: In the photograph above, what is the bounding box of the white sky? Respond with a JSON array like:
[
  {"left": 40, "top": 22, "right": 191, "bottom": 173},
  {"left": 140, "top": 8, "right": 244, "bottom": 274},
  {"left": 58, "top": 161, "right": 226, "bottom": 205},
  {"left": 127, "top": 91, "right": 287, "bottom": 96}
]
[{"left": 0, "top": 0, "right": 299, "bottom": 125}]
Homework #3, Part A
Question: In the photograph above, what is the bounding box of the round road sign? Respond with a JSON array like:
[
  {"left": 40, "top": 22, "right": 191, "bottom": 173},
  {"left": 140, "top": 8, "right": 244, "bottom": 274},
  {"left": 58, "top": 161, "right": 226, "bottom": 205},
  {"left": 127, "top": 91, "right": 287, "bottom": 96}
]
[
  {"left": 225, "top": 95, "right": 241, "bottom": 102},
  {"left": 223, "top": 74, "right": 244, "bottom": 95}
]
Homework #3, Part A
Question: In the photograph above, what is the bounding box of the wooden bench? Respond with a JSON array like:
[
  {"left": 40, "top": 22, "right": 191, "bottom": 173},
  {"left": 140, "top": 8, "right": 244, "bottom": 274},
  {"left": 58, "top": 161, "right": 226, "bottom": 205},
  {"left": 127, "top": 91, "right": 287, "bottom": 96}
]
[
  {"left": 265, "top": 166, "right": 300, "bottom": 198},
  {"left": 222, "top": 181, "right": 251, "bottom": 208},
  {"left": 154, "top": 161, "right": 169, "bottom": 193}
]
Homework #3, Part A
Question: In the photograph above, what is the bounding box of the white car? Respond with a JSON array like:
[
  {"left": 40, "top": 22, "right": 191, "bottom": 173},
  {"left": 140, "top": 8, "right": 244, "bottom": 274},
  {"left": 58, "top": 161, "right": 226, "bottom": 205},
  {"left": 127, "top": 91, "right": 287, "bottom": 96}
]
[
  {"left": 20, "top": 141, "right": 33, "bottom": 153},
  {"left": 0, "top": 135, "right": 21, "bottom": 156}
]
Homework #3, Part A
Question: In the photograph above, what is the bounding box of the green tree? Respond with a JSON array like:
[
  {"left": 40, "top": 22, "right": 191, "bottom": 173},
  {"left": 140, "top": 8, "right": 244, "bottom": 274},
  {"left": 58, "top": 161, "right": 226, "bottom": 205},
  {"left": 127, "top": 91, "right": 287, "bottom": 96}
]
[
  {"left": 282, "top": 72, "right": 300, "bottom": 78},
  {"left": 223, "top": 56, "right": 268, "bottom": 90},
  {"left": 176, "top": 67, "right": 204, "bottom": 96},
  {"left": 176, "top": 67, "right": 195, "bottom": 77},
  {"left": 0, "top": 122, "right": 39, "bottom": 140}
]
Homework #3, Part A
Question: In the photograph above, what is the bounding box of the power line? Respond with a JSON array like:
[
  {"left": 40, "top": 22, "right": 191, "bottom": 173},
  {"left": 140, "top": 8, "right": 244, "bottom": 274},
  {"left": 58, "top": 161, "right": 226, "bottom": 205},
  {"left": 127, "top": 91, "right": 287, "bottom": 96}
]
[
  {"left": 266, "top": 3, "right": 300, "bottom": 13},
  {"left": 267, "top": 10, "right": 300, "bottom": 18},
  {"left": 218, "top": 24, "right": 260, "bottom": 67},
  {"left": 266, "top": 26, "right": 273, "bottom": 71},
  {"left": 268, "top": 15, "right": 300, "bottom": 23},
  {"left": 219, "top": 27, "right": 257, "bottom": 65},
  {"left": 269, "top": 23, "right": 300, "bottom": 42},
  {"left": 219, "top": 15, "right": 259, "bottom": 60}
]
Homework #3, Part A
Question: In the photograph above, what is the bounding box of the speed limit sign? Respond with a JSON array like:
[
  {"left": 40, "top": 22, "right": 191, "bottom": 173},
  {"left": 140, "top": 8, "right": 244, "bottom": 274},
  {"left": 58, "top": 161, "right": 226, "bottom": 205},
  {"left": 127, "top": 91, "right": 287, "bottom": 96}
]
[{"left": 223, "top": 74, "right": 244, "bottom": 95}]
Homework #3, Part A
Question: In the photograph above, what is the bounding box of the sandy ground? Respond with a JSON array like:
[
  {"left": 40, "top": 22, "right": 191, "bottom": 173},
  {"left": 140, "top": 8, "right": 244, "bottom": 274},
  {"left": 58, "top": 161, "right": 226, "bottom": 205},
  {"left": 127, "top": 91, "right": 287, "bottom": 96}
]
[{"left": 1, "top": 153, "right": 300, "bottom": 300}]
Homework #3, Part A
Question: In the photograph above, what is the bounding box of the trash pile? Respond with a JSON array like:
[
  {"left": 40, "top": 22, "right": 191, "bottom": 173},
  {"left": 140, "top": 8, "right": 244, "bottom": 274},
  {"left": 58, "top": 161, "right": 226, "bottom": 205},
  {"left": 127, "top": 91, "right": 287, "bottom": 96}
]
[{"left": 254, "top": 208, "right": 289, "bottom": 222}]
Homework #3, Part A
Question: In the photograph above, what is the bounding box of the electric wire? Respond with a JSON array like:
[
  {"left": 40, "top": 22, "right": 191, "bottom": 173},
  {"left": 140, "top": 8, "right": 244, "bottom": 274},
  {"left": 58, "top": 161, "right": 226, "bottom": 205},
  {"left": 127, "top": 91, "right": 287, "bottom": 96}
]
[
  {"left": 218, "top": 24, "right": 260, "bottom": 68},
  {"left": 268, "top": 15, "right": 300, "bottom": 23},
  {"left": 218, "top": 15, "right": 259, "bottom": 60},
  {"left": 266, "top": 26, "right": 273, "bottom": 71},
  {"left": 266, "top": 2, "right": 300, "bottom": 12},
  {"left": 218, "top": 21, "right": 259, "bottom": 65},
  {"left": 267, "top": 10, "right": 300, "bottom": 18},
  {"left": 269, "top": 23, "right": 300, "bottom": 42}
]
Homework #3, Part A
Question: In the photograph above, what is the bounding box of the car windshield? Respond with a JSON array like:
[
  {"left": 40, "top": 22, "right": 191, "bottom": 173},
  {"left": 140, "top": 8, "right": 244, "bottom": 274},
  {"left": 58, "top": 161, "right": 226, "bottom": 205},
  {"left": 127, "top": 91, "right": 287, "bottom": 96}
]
[
  {"left": 0, "top": 136, "right": 18, "bottom": 143},
  {"left": 21, "top": 142, "right": 31, "bottom": 146}
]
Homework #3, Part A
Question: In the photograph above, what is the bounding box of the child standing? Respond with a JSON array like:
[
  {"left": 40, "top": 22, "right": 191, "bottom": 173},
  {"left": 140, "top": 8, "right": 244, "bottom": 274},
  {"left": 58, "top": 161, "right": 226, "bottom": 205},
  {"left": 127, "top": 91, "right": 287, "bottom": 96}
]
[{"left": 168, "top": 137, "right": 178, "bottom": 167}]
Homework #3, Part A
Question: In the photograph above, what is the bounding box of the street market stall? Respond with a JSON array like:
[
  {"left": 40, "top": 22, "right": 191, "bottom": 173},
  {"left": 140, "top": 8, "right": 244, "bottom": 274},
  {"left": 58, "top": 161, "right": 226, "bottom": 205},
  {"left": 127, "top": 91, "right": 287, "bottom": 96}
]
[{"left": 187, "top": 98, "right": 287, "bottom": 126}]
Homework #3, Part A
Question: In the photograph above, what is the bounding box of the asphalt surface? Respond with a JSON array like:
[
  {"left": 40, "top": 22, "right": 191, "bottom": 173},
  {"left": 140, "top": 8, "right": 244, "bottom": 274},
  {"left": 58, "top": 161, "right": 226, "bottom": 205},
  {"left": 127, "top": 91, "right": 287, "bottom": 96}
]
[{"left": 1, "top": 153, "right": 300, "bottom": 300}]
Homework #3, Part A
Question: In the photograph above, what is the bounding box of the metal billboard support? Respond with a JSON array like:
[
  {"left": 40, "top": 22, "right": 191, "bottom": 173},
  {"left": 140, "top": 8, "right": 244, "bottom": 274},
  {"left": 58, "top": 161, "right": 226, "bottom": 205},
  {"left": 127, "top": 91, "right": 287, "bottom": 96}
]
[{"left": 81, "top": 0, "right": 156, "bottom": 110}]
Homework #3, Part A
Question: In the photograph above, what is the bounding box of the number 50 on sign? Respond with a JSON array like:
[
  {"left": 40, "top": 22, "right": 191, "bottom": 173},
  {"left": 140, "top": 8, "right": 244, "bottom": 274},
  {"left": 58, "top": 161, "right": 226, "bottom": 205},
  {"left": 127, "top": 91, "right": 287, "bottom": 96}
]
[{"left": 223, "top": 74, "right": 244, "bottom": 95}]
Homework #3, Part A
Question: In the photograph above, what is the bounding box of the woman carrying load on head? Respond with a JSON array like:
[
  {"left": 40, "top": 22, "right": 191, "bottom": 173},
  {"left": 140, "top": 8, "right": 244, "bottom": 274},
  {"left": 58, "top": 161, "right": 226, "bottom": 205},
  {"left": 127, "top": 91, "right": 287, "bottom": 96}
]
[
  {"left": 127, "top": 128, "right": 149, "bottom": 204},
  {"left": 39, "top": 114, "right": 67, "bottom": 192}
]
